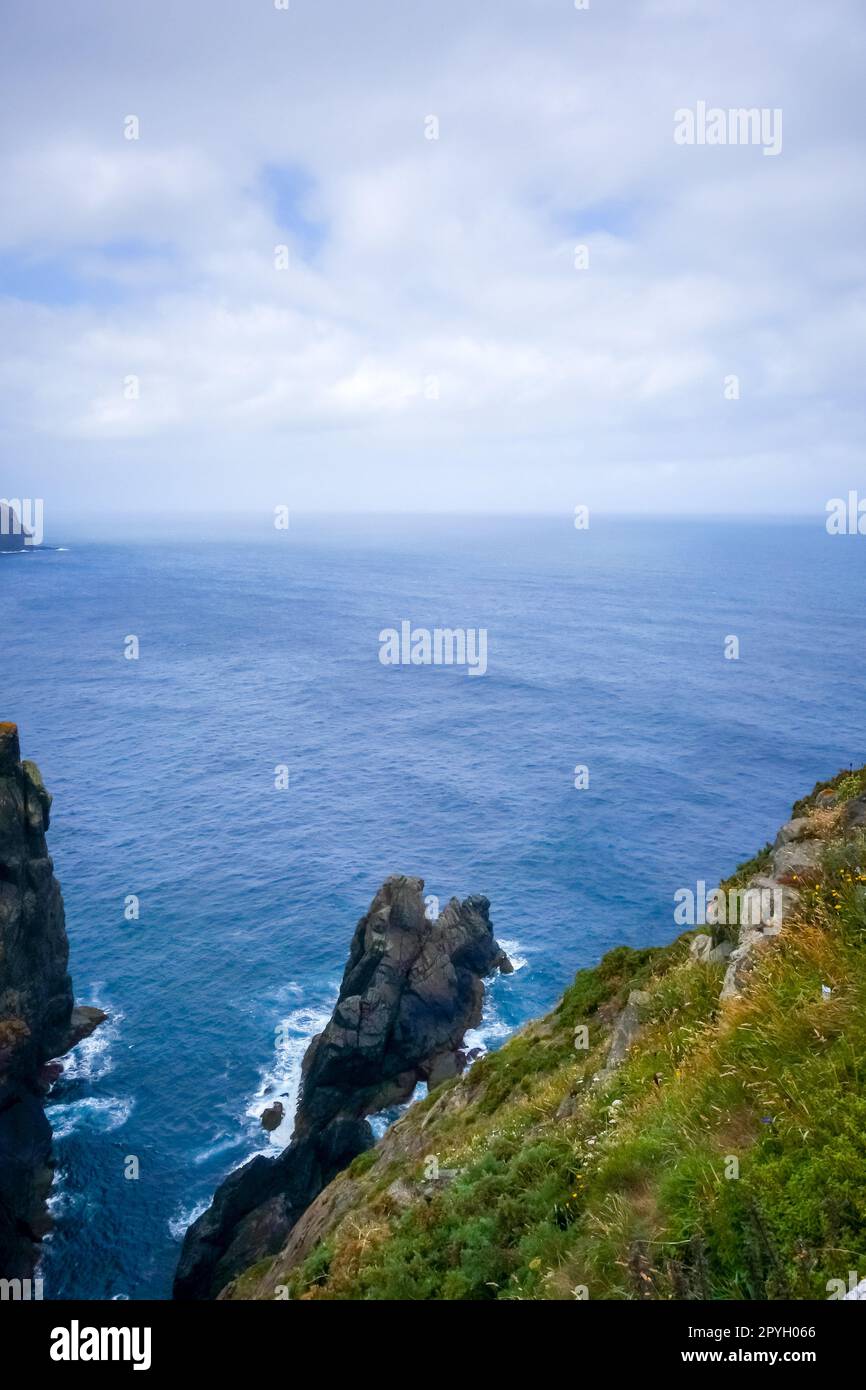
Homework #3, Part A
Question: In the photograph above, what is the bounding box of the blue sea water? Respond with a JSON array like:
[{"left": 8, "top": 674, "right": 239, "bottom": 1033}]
[{"left": 2, "top": 513, "right": 865, "bottom": 1299}]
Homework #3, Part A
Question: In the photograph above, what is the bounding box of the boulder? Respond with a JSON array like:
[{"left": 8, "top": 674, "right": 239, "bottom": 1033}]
[
  {"left": 739, "top": 874, "right": 799, "bottom": 928},
  {"left": 260, "top": 1101, "right": 284, "bottom": 1133},
  {"left": 773, "top": 817, "right": 813, "bottom": 848},
  {"left": 772, "top": 839, "right": 823, "bottom": 884},
  {"left": 689, "top": 934, "right": 733, "bottom": 964}
]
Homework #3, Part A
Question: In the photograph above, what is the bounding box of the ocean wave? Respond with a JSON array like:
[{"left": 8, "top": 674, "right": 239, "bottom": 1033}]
[
  {"left": 243, "top": 996, "right": 336, "bottom": 1149},
  {"left": 169, "top": 1199, "right": 210, "bottom": 1242},
  {"left": 496, "top": 938, "right": 528, "bottom": 972},
  {"left": 46, "top": 1181, "right": 82, "bottom": 1221},
  {"left": 465, "top": 942, "right": 528, "bottom": 1056},
  {"left": 49, "top": 1095, "right": 134, "bottom": 1139},
  {"left": 55, "top": 997, "right": 120, "bottom": 1084},
  {"left": 192, "top": 1132, "right": 245, "bottom": 1166}
]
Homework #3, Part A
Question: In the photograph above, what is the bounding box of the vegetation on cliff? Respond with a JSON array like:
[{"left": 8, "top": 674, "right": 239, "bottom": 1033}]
[{"left": 224, "top": 767, "right": 866, "bottom": 1301}]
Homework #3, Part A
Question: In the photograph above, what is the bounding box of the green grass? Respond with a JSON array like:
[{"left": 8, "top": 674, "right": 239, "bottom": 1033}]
[{"left": 231, "top": 773, "right": 866, "bottom": 1302}]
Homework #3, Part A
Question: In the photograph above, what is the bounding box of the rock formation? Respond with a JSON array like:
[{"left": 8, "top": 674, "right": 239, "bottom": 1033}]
[
  {"left": 260, "top": 1101, "right": 284, "bottom": 1133},
  {"left": 174, "top": 874, "right": 511, "bottom": 1299},
  {"left": 0, "top": 502, "right": 29, "bottom": 552},
  {"left": 0, "top": 722, "right": 104, "bottom": 1279},
  {"left": 592, "top": 989, "right": 651, "bottom": 1088},
  {"left": 719, "top": 816, "right": 818, "bottom": 1001}
]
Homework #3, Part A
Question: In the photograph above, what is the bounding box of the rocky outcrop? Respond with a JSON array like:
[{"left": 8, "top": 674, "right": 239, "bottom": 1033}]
[
  {"left": 0, "top": 503, "right": 29, "bottom": 553},
  {"left": 592, "top": 989, "right": 650, "bottom": 1088},
  {"left": 174, "top": 874, "right": 511, "bottom": 1299},
  {"left": 717, "top": 826, "right": 815, "bottom": 1002},
  {"left": 260, "top": 1101, "right": 284, "bottom": 1133},
  {"left": 0, "top": 722, "right": 104, "bottom": 1278}
]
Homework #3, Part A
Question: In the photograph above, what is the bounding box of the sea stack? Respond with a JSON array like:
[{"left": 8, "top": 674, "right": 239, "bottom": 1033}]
[
  {"left": 0, "top": 722, "right": 105, "bottom": 1279},
  {"left": 174, "top": 874, "right": 511, "bottom": 1299}
]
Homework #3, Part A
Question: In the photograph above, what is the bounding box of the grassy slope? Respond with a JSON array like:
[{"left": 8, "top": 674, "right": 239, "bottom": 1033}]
[{"left": 226, "top": 767, "right": 866, "bottom": 1301}]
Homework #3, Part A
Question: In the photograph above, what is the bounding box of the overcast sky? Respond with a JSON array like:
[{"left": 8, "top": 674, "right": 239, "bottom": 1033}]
[{"left": 1, "top": 0, "right": 864, "bottom": 518}]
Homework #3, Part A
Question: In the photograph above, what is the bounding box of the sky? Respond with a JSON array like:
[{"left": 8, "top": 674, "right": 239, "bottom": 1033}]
[{"left": 1, "top": 0, "right": 865, "bottom": 519}]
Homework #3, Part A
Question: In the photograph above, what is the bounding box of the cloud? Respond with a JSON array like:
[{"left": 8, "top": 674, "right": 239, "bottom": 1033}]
[{"left": 0, "top": 0, "right": 865, "bottom": 514}]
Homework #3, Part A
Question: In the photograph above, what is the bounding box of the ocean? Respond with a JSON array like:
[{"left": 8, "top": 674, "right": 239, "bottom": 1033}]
[{"left": 2, "top": 513, "right": 864, "bottom": 1298}]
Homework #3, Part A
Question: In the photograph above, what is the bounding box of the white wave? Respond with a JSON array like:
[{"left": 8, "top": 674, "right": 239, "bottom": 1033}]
[
  {"left": 463, "top": 1018, "right": 509, "bottom": 1056},
  {"left": 460, "top": 937, "right": 528, "bottom": 1059},
  {"left": 168, "top": 1199, "right": 210, "bottom": 1242},
  {"left": 50, "top": 1095, "right": 133, "bottom": 1139},
  {"left": 55, "top": 999, "right": 120, "bottom": 1084},
  {"left": 496, "top": 938, "right": 528, "bottom": 972},
  {"left": 45, "top": 1181, "right": 82, "bottom": 1222},
  {"left": 192, "top": 1133, "right": 245, "bottom": 1166},
  {"left": 243, "top": 997, "right": 336, "bottom": 1149}
]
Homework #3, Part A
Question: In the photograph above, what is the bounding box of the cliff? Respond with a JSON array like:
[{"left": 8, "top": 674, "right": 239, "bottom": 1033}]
[
  {"left": 218, "top": 765, "right": 866, "bottom": 1301},
  {"left": 174, "top": 875, "right": 511, "bottom": 1299},
  {"left": 0, "top": 723, "right": 104, "bottom": 1279}
]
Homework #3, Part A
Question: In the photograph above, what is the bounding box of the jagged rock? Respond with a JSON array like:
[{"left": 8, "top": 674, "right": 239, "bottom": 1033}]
[
  {"left": 739, "top": 874, "right": 799, "bottom": 927},
  {"left": 593, "top": 990, "right": 650, "bottom": 1087},
  {"left": 294, "top": 878, "right": 509, "bottom": 1133},
  {"left": 62, "top": 1005, "right": 105, "bottom": 1055},
  {"left": 689, "top": 933, "right": 711, "bottom": 961},
  {"left": 772, "top": 838, "right": 823, "bottom": 883},
  {"left": 0, "top": 722, "right": 104, "bottom": 1278},
  {"left": 719, "top": 865, "right": 803, "bottom": 1002},
  {"left": 175, "top": 875, "right": 510, "bottom": 1300},
  {"left": 842, "top": 794, "right": 866, "bottom": 830},
  {"left": 260, "top": 1101, "right": 284, "bottom": 1133},
  {"left": 720, "top": 929, "right": 776, "bottom": 1001},
  {"left": 426, "top": 1052, "right": 460, "bottom": 1088},
  {"left": 774, "top": 817, "right": 813, "bottom": 848},
  {"left": 689, "top": 934, "right": 733, "bottom": 964},
  {"left": 0, "top": 503, "right": 29, "bottom": 553}
]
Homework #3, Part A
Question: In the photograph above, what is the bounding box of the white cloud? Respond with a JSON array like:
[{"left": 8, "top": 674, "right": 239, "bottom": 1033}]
[{"left": 0, "top": 0, "right": 865, "bottom": 514}]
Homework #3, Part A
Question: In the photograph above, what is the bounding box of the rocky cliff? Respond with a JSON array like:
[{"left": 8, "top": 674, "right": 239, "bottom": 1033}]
[
  {"left": 174, "top": 874, "right": 511, "bottom": 1299},
  {"left": 218, "top": 766, "right": 866, "bottom": 1301},
  {"left": 0, "top": 722, "right": 104, "bottom": 1278}
]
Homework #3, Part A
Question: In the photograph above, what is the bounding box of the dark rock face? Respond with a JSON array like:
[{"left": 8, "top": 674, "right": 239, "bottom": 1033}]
[
  {"left": 0, "top": 722, "right": 105, "bottom": 1278},
  {"left": 0, "top": 503, "right": 28, "bottom": 552},
  {"left": 260, "top": 1101, "right": 284, "bottom": 1132},
  {"left": 174, "top": 874, "right": 510, "bottom": 1299}
]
